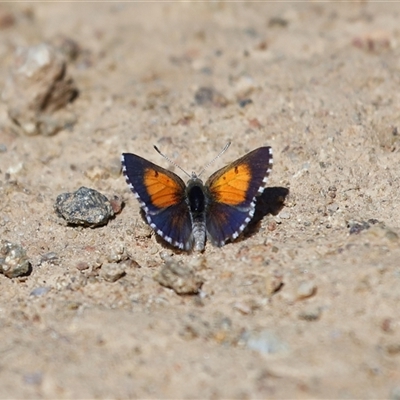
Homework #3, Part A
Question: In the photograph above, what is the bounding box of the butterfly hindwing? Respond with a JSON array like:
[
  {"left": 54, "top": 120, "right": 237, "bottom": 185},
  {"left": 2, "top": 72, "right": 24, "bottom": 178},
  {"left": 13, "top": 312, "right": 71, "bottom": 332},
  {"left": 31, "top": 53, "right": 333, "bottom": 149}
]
[
  {"left": 205, "top": 202, "right": 252, "bottom": 246},
  {"left": 121, "top": 153, "right": 193, "bottom": 249},
  {"left": 143, "top": 202, "right": 194, "bottom": 250},
  {"left": 205, "top": 146, "right": 273, "bottom": 246}
]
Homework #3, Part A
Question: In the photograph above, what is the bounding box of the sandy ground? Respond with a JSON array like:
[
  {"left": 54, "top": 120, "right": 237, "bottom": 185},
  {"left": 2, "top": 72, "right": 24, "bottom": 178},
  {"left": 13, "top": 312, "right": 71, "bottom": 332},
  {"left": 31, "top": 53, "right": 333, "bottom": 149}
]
[{"left": 1, "top": 2, "right": 400, "bottom": 399}]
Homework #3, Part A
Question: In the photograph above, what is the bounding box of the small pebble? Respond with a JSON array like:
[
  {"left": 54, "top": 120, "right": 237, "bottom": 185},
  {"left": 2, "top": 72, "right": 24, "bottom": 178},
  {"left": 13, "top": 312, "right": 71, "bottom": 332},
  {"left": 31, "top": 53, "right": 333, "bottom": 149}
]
[
  {"left": 233, "top": 75, "right": 257, "bottom": 98},
  {"left": 352, "top": 30, "right": 392, "bottom": 54},
  {"left": 100, "top": 263, "right": 126, "bottom": 282},
  {"left": 381, "top": 318, "right": 394, "bottom": 333},
  {"left": 107, "top": 244, "right": 126, "bottom": 263},
  {"left": 238, "top": 98, "right": 253, "bottom": 108},
  {"left": 0, "top": 240, "right": 31, "bottom": 278},
  {"left": 30, "top": 287, "right": 51, "bottom": 297},
  {"left": 40, "top": 251, "right": 59, "bottom": 264},
  {"left": 65, "top": 301, "right": 81, "bottom": 310},
  {"left": 347, "top": 218, "right": 379, "bottom": 235},
  {"left": 298, "top": 306, "right": 322, "bottom": 321},
  {"left": 0, "top": 9, "right": 15, "bottom": 29},
  {"left": 265, "top": 273, "right": 283, "bottom": 296},
  {"left": 386, "top": 343, "right": 400, "bottom": 355},
  {"left": 385, "top": 230, "right": 399, "bottom": 242},
  {"left": 23, "top": 371, "right": 43, "bottom": 385},
  {"left": 211, "top": 317, "right": 233, "bottom": 344},
  {"left": 180, "top": 316, "right": 209, "bottom": 340},
  {"left": 154, "top": 260, "right": 203, "bottom": 295},
  {"left": 148, "top": 245, "right": 159, "bottom": 256},
  {"left": 348, "top": 219, "right": 371, "bottom": 235},
  {"left": 327, "top": 203, "right": 339, "bottom": 214},
  {"left": 271, "top": 246, "right": 279, "bottom": 253},
  {"left": 48, "top": 34, "right": 80, "bottom": 61},
  {"left": 233, "top": 301, "right": 253, "bottom": 315},
  {"left": 245, "top": 330, "right": 288, "bottom": 355},
  {"left": 132, "top": 221, "right": 152, "bottom": 239},
  {"left": 120, "top": 258, "right": 141, "bottom": 269},
  {"left": 194, "top": 86, "right": 228, "bottom": 107},
  {"left": 278, "top": 211, "right": 291, "bottom": 219},
  {"left": 268, "top": 16, "right": 289, "bottom": 27},
  {"left": 109, "top": 195, "right": 123, "bottom": 214},
  {"left": 76, "top": 261, "right": 89, "bottom": 271},
  {"left": 54, "top": 186, "right": 114, "bottom": 227},
  {"left": 248, "top": 118, "right": 263, "bottom": 129},
  {"left": 295, "top": 280, "right": 317, "bottom": 300},
  {"left": 159, "top": 250, "right": 174, "bottom": 261}
]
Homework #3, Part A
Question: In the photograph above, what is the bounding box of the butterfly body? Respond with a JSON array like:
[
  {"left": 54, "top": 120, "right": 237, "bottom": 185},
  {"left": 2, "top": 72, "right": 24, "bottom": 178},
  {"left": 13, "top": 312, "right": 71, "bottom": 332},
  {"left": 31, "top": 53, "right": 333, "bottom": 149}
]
[
  {"left": 121, "top": 146, "right": 273, "bottom": 251},
  {"left": 184, "top": 177, "right": 208, "bottom": 251}
]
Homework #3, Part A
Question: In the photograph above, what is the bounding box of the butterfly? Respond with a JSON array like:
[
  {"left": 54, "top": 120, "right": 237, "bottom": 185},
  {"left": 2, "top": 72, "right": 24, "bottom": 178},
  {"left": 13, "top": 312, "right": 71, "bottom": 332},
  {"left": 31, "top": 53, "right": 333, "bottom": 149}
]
[{"left": 121, "top": 144, "right": 273, "bottom": 251}]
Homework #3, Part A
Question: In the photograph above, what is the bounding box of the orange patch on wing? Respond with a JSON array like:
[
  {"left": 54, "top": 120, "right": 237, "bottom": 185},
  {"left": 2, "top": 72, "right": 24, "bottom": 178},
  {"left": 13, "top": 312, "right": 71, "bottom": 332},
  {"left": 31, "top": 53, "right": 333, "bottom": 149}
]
[
  {"left": 144, "top": 168, "right": 181, "bottom": 208},
  {"left": 211, "top": 163, "right": 251, "bottom": 205}
]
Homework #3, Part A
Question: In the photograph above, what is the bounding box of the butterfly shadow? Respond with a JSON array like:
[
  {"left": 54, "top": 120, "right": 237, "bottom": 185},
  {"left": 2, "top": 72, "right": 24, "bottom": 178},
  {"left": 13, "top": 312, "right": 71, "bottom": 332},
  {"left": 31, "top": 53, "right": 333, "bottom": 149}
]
[{"left": 242, "top": 186, "right": 290, "bottom": 239}]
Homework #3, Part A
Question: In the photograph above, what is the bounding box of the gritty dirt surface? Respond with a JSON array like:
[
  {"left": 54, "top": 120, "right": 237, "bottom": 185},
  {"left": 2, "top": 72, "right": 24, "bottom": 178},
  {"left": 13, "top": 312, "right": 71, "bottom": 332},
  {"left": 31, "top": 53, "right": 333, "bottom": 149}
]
[{"left": 1, "top": 3, "right": 400, "bottom": 399}]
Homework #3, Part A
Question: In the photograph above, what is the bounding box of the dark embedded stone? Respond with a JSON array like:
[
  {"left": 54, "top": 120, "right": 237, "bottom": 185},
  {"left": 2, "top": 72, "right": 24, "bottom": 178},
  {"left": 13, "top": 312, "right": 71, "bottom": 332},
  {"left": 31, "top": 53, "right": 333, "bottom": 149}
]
[
  {"left": 0, "top": 240, "right": 31, "bottom": 278},
  {"left": 54, "top": 186, "right": 114, "bottom": 227},
  {"left": 348, "top": 220, "right": 373, "bottom": 235},
  {"left": 238, "top": 98, "right": 253, "bottom": 108}
]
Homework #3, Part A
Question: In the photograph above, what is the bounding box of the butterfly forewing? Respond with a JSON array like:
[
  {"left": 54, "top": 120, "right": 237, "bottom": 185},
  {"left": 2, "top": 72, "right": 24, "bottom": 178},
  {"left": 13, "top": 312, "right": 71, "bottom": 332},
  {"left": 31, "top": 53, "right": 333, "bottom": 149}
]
[{"left": 121, "top": 153, "right": 193, "bottom": 249}]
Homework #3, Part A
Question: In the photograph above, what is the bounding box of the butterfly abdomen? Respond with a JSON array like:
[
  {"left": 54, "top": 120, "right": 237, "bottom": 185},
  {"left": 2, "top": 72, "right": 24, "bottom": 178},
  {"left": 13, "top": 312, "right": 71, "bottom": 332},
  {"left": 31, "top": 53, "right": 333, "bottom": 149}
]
[
  {"left": 192, "top": 220, "right": 206, "bottom": 251},
  {"left": 186, "top": 179, "right": 207, "bottom": 251}
]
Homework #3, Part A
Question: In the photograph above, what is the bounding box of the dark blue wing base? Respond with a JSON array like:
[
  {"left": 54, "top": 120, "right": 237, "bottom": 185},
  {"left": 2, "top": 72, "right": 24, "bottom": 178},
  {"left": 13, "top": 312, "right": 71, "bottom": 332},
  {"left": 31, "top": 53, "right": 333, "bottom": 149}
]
[{"left": 206, "top": 202, "right": 254, "bottom": 247}]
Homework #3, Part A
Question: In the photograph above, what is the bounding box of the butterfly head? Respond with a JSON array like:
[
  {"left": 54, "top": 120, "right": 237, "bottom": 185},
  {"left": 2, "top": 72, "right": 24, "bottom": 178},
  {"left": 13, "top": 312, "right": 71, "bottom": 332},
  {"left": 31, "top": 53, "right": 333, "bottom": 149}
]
[{"left": 190, "top": 171, "right": 202, "bottom": 181}]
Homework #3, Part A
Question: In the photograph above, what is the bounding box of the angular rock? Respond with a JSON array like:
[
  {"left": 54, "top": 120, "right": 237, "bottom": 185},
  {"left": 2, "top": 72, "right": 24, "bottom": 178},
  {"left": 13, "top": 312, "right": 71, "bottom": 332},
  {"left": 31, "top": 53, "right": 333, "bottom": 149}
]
[
  {"left": 0, "top": 240, "right": 31, "bottom": 278},
  {"left": 154, "top": 259, "right": 203, "bottom": 295},
  {"left": 2, "top": 43, "right": 78, "bottom": 136},
  {"left": 100, "top": 263, "right": 126, "bottom": 283},
  {"left": 54, "top": 186, "right": 114, "bottom": 227}
]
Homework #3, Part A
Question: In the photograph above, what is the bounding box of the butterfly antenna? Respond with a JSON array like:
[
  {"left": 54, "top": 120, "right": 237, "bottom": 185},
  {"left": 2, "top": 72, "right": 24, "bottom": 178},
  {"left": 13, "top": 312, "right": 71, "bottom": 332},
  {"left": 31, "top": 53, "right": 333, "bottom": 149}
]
[
  {"left": 153, "top": 145, "right": 191, "bottom": 179},
  {"left": 198, "top": 142, "right": 231, "bottom": 178}
]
